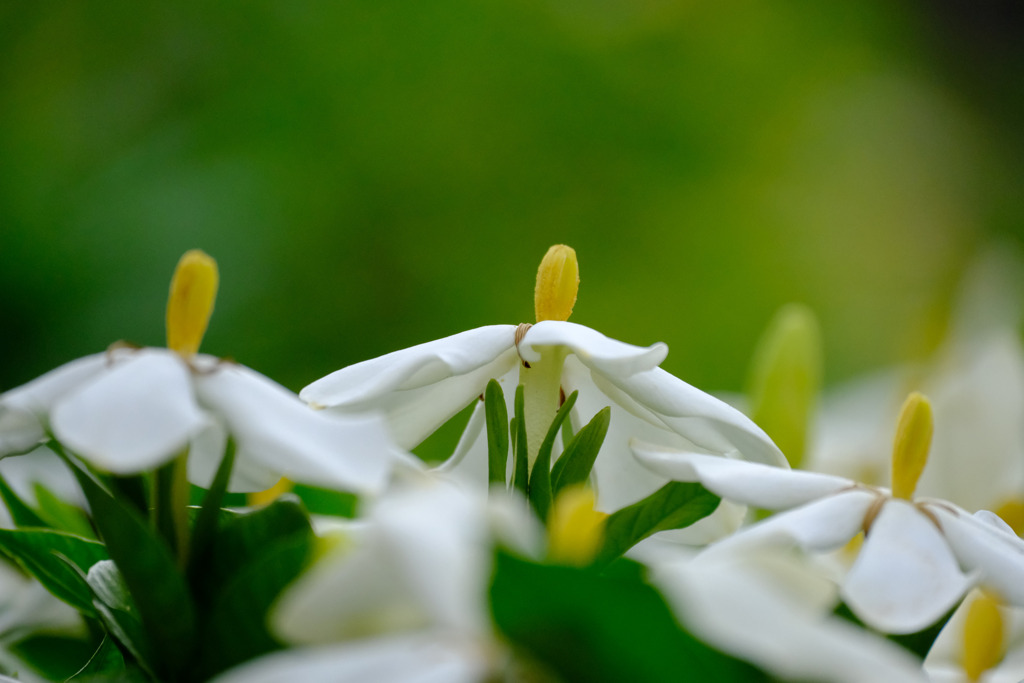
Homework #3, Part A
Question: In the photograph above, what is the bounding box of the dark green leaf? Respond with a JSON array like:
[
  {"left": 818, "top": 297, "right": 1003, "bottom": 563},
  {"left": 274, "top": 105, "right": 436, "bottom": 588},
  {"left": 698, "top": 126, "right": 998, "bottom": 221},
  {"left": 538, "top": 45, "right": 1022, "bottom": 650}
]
[
  {"left": 490, "top": 552, "right": 768, "bottom": 683},
  {"left": 291, "top": 484, "right": 358, "bottom": 518},
  {"left": 33, "top": 482, "right": 95, "bottom": 539},
  {"left": 528, "top": 390, "right": 578, "bottom": 522},
  {"left": 511, "top": 385, "right": 529, "bottom": 494},
  {"left": 64, "top": 454, "right": 196, "bottom": 680},
  {"left": 595, "top": 482, "right": 720, "bottom": 567},
  {"left": 7, "top": 633, "right": 100, "bottom": 682},
  {"left": 188, "top": 438, "right": 236, "bottom": 583},
  {"left": 0, "top": 527, "right": 107, "bottom": 614},
  {"left": 84, "top": 559, "right": 152, "bottom": 670},
  {"left": 0, "top": 473, "right": 49, "bottom": 528},
  {"left": 66, "top": 632, "right": 126, "bottom": 681},
  {"left": 551, "top": 407, "right": 611, "bottom": 497},
  {"left": 484, "top": 379, "right": 509, "bottom": 486}
]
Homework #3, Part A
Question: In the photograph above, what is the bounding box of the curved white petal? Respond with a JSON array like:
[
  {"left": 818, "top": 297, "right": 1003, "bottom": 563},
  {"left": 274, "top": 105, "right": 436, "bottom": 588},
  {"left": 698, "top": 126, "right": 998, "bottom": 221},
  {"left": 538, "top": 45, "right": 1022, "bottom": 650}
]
[
  {"left": 0, "top": 354, "right": 108, "bottom": 456},
  {"left": 935, "top": 505, "right": 1024, "bottom": 607},
  {"left": 924, "top": 587, "right": 1024, "bottom": 683},
  {"left": 632, "top": 446, "right": 850, "bottom": 510},
  {"left": 301, "top": 326, "right": 518, "bottom": 449},
  {"left": 706, "top": 490, "right": 878, "bottom": 557},
  {"left": 843, "top": 500, "right": 974, "bottom": 634},
  {"left": 210, "top": 633, "right": 490, "bottom": 683},
  {"left": 518, "top": 321, "right": 668, "bottom": 376},
  {"left": 195, "top": 363, "right": 408, "bottom": 494},
  {"left": 51, "top": 350, "right": 204, "bottom": 473},
  {"left": 435, "top": 399, "right": 489, "bottom": 486}
]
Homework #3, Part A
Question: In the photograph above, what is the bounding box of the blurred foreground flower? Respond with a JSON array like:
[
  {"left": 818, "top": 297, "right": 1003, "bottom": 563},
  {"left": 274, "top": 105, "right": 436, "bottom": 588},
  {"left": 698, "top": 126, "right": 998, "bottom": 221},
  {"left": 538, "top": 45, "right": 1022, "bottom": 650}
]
[
  {"left": 0, "top": 250, "right": 406, "bottom": 493},
  {"left": 303, "top": 245, "right": 784, "bottom": 536},
  {"left": 924, "top": 588, "right": 1024, "bottom": 683},
  {"left": 633, "top": 392, "right": 1024, "bottom": 634}
]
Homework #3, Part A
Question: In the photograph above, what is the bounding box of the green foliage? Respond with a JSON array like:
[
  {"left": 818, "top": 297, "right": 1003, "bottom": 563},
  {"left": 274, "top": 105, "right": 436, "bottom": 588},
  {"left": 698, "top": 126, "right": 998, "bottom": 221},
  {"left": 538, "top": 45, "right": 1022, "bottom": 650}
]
[
  {"left": 484, "top": 379, "right": 509, "bottom": 486},
  {"left": 490, "top": 551, "right": 769, "bottom": 683},
  {"left": 526, "top": 390, "right": 578, "bottom": 522},
  {"left": 595, "top": 483, "right": 721, "bottom": 567},
  {"left": 511, "top": 384, "right": 529, "bottom": 494},
  {"left": 550, "top": 406, "right": 611, "bottom": 497},
  {"left": 0, "top": 527, "right": 107, "bottom": 615}
]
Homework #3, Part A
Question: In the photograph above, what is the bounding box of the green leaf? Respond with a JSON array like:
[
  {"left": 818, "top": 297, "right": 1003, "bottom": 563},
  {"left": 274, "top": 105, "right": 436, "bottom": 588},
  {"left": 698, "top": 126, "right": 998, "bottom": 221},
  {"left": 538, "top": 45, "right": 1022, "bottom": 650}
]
[
  {"left": 511, "top": 385, "right": 529, "bottom": 494},
  {"left": 595, "top": 482, "right": 720, "bottom": 567},
  {"left": 7, "top": 633, "right": 101, "bottom": 682},
  {"left": 84, "top": 559, "right": 152, "bottom": 671},
  {"left": 0, "top": 473, "right": 49, "bottom": 528},
  {"left": 63, "top": 453, "right": 197, "bottom": 680},
  {"left": 551, "top": 406, "right": 611, "bottom": 496},
  {"left": 291, "top": 484, "right": 358, "bottom": 518},
  {"left": 0, "top": 527, "right": 107, "bottom": 614},
  {"left": 528, "top": 390, "right": 578, "bottom": 523},
  {"left": 490, "top": 552, "right": 768, "bottom": 683},
  {"left": 33, "top": 482, "right": 95, "bottom": 539},
  {"left": 66, "top": 632, "right": 126, "bottom": 681},
  {"left": 484, "top": 379, "right": 509, "bottom": 486},
  {"left": 188, "top": 438, "right": 236, "bottom": 583}
]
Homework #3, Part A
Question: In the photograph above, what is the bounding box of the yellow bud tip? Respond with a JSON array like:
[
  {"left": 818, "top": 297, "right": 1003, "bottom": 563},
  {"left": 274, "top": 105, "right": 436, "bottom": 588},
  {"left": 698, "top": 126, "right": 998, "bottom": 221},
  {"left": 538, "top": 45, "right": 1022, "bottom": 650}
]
[
  {"left": 246, "top": 477, "right": 292, "bottom": 507},
  {"left": 547, "top": 485, "right": 607, "bottom": 566},
  {"left": 963, "top": 591, "right": 1004, "bottom": 681},
  {"left": 890, "top": 391, "right": 933, "bottom": 500},
  {"left": 534, "top": 245, "right": 579, "bottom": 322},
  {"left": 166, "top": 249, "right": 219, "bottom": 357},
  {"left": 994, "top": 498, "right": 1024, "bottom": 536}
]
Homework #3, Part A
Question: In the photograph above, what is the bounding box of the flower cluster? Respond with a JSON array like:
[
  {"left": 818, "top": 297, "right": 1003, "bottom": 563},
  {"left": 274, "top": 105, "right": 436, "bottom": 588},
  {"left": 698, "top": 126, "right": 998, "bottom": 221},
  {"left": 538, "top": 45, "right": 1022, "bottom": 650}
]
[{"left": 1, "top": 244, "right": 1022, "bottom": 683}]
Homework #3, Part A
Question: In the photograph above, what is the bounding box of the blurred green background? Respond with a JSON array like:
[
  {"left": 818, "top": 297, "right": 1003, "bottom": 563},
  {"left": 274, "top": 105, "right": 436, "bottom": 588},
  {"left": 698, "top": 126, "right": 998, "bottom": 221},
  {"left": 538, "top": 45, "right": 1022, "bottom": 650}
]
[{"left": 2, "top": 0, "right": 1022, "bottom": 397}]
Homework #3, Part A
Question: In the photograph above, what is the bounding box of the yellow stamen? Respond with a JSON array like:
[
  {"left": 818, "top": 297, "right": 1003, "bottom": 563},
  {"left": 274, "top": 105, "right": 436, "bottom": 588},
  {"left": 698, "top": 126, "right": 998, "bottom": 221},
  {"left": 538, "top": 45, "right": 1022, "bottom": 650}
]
[
  {"left": 890, "top": 392, "right": 933, "bottom": 500},
  {"left": 963, "top": 590, "right": 1004, "bottom": 681},
  {"left": 166, "top": 249, "right": 218, "bottom": 357},
  {"left": 247, "top": 477, "right": 293, "bottom": 507},
  {"left": 994, "top": 498, "right": 1024, "bottom": 537},
  {"left": 547, "top": 485, "right": 607, "bottom": 566},
  {"left": 534, "top": 245, "right": 579, "bottom": 323}
]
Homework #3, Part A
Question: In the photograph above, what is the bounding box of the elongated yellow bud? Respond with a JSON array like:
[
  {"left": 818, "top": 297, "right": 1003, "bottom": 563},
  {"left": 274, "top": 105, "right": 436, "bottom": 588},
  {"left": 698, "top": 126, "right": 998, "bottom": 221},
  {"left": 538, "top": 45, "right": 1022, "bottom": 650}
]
[
  {"left": 890, "top": 392, "right": 933, "bottom": 500},
  {"left": 547, "top": 485, "right": 607, "bottom": 566},
  {"left": 534, "top": 245, "right": 579, "bottom": 322},
  {"left": 963, "top": 591, "right": 1004, "bottom": 682},
  {"left": 166, "top": 249, "right": 218, "bottom": 357}
]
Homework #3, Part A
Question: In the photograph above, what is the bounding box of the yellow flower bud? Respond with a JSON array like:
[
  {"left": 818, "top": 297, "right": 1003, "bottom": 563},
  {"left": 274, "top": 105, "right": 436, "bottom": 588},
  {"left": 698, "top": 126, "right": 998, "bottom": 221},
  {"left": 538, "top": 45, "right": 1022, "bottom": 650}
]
[
  {"left": 166, "top": 249, "right": 218, "bottom": 357},
  {"left": 963, "top": 591, "right": 1004, "bottom": 682},
  {"left": 547, "top": 485, "right": 607, "bottom": 566},
  {"left": 534, "top": 245, "right": 579, "bottom": 323},
  {"left": 890, "top": 392, "right": 933, "bottom": 500}
]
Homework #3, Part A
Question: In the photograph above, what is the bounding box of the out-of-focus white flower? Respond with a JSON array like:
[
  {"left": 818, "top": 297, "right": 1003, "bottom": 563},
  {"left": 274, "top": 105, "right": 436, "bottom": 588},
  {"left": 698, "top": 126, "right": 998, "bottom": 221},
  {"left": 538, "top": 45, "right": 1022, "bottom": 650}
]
[
  {"left": 642, "top": 545, "right": 928, "bottom": 683},
  {"left": 302, "top": 245, "right": 785, "bottom": 538},
  {"left": 633, "top": 393, "right": 1024, "bottom": 634},
  {"left": 924, "top": 588, "right": 1024, "bottom": 683},
  {"left": 0, "top": 250, "right": 407, "bottom": 493}
]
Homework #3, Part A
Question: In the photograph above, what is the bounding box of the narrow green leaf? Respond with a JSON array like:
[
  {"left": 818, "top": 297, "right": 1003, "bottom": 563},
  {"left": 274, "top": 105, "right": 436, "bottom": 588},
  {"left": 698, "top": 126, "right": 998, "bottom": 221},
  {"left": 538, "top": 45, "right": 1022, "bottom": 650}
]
[
  {"left": 188, "top": 438, "right": 236, "bottom": 583},
  {"left": 0, "top": 473, "right": 49, "bottom": 528},
  {"left": 595, "top": 482, "right": 721, "bottom": 567},
  {"left": 511, "top": 385, "right": 529, "bottom": 494},
  {"left": 66, "top": 633, "right": 126, "bottom": 681},
  {"left": 152, "top": 451, "right": 190, "bottom": 565},
  {"left": 84, "top": 559, "right": 152, "bottom": 670},
  {"left": 551, "top": 406, "right": 611, "bottom": 496},
  {"left": 63, "top": 454, "right": 196, "bottom": 680},
  {"left": 490, "top": 552, "right": 768, "bottom": 683},
  {"left": 484, "top": 379, "right": 510, "bottom": 486},
  {"left": 528, "top": 390, "right": 578, "bottom": 523},
  {"left": 0, "top": 527, "right": 107, "bottom": 614},
  {"left": 33, "top": 482, "right": 95, "bottom": 539}
]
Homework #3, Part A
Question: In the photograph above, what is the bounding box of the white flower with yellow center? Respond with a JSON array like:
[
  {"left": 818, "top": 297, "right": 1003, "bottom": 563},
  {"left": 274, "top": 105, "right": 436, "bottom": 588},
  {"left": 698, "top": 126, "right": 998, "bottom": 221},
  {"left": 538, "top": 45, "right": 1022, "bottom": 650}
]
[
  {"left": 633, "top": 392, "right": 1024, "bottom": 634},
  {"left": 302, "top": 245, "right": 785, "bottom": 521},
  {"left": 924, "top": 588, "right": 1024, "bottom": 683},
  {"left": 0, "top": 250, "right": 405, "bottom": 493}
]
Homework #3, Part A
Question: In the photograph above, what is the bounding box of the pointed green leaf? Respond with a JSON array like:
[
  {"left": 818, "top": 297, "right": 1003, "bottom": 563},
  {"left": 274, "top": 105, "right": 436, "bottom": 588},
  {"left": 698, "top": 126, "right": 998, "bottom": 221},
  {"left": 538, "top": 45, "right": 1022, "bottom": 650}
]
[
  {"left": 594, "top": 482, "right": 720, "bottom": 567},
  {"left": 484, "top": 379, "right": 510, "bottom": 486},
  {"left": 84, "top": 559, "right": 152, "bottom": 671},
  {"left": 511, "top": 385, "right": 529, "bottom": 494},
  {"left": 0, "top": 473, "right": 49, "bottom": 529},
  {"left": 0, "top": 528, "right": 107, "bottom": 614},
  {"left": 66, "top": 632, "right": 126, "bottom": 681},
  {"left": 528, "top": 390, "right": 578, "bottom": 523},
  {"left": 33, "top": 482, "right": 95, "bottom": 539},
  {"left": 188, "top": 437, "right": 236, "bottom": 583},
  {"left": 551, "top": 406, "right": 611, "bottom": 496}
]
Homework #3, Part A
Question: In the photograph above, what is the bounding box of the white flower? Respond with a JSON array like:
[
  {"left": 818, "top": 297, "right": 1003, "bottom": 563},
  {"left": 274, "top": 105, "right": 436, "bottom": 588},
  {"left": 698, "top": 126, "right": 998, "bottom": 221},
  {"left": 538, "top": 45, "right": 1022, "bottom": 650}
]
[
  {"left": 302, "top": 246, "right": 785, "bottom": 530},
  {"left": 924, "top": 588, "right": 1024, "bottom": 683},
  {"left": 642, "top": 545, "right": 928, "bottom": 683},
  {"left": 632, "top": 393, "right": 1024, "bottom": 634}
]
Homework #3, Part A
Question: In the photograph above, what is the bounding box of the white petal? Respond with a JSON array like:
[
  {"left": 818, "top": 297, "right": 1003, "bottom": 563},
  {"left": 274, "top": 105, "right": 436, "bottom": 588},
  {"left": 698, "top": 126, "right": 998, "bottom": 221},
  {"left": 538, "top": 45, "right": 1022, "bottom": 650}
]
[
  {"left": 0, "top": 354, "right": 108, "bottom": 456},
  {"left": 706, "top": 489, "right": 878, "bottom": 557},
  {"left": 435, "top": 399, "right": 489, "bottom": 486},
  {"left": 210, "top": 634, "right": 489, "bottom": 683},
  {"left": 843, "top": 500, "right": 974, "bottom": 634},
  {"left": 631, "top": 446, "right": 851, "bottom": 510},
  {"left": 936, "top": 505, "right": 1024, "bottom": 607},
  {"left": 195, "top": 363, "right": 407, "bottom": 494},
  {"left": 588, "top": 364, "right": 786, "bottom": 467},
  {"left": 51, "top": 350, "right": 204, "bottom": 473},
  {"left": 518, "top": 321, "right": 667, "bottom": 376},
  {"left": 301, "top": 326, "right": 518, "bottom": 449}
]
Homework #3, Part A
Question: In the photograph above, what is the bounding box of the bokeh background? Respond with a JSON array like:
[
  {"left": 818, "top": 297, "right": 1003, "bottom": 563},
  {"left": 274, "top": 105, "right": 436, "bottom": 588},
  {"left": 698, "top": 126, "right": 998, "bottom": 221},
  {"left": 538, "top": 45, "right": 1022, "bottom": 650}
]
[{"left": 2, "top": 0, "right": 1022, "bottom": 402}]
